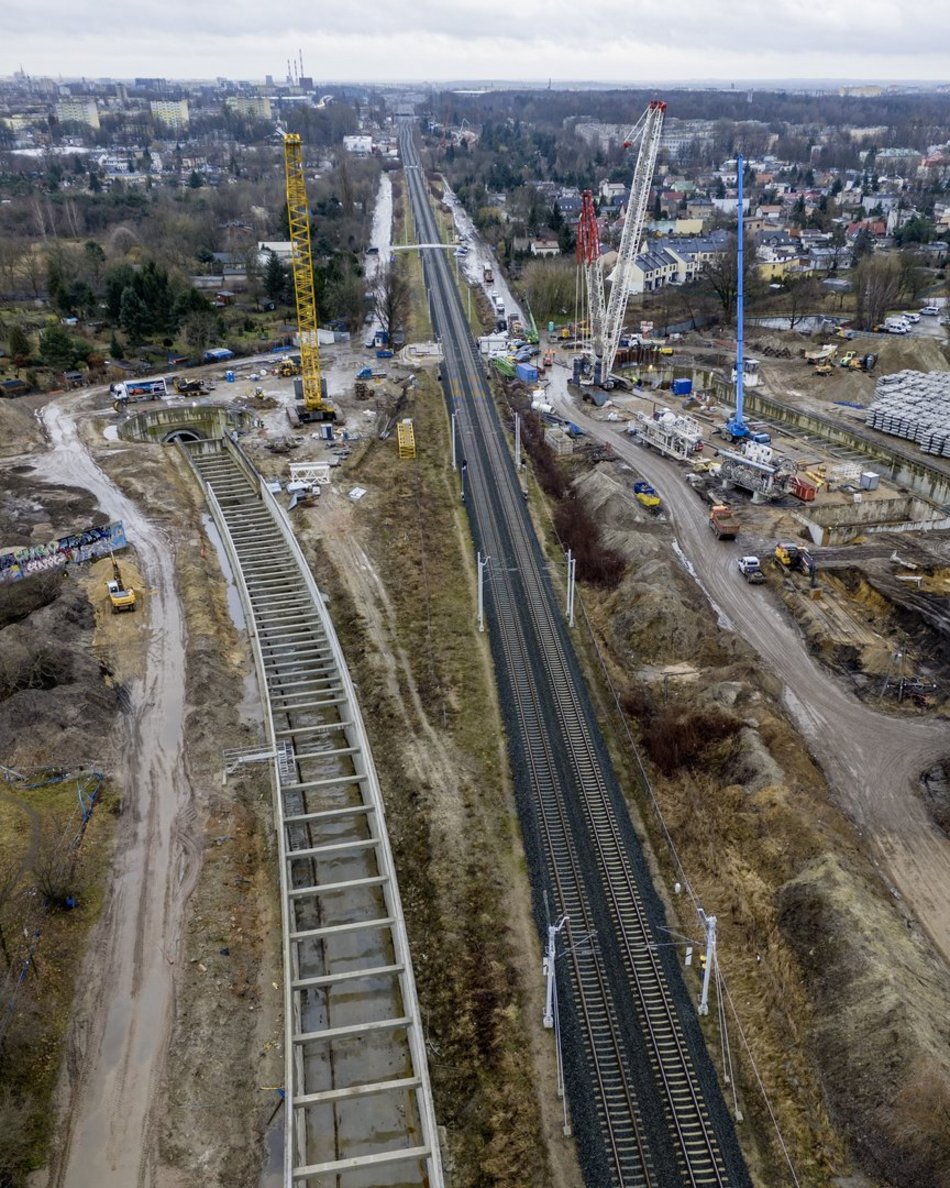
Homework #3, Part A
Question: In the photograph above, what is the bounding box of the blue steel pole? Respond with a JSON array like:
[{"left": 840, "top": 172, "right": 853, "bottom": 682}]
[{"left": 736, "top": 153, "right": 744, "bottom": 429}]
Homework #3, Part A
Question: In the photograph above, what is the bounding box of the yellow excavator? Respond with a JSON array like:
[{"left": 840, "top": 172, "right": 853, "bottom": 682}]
[
  {"left": 276, "top": 357, "right": 301, "bottom": 378},
  {"left": 106, "top": 555, "right": 136, "bottom": 614}
]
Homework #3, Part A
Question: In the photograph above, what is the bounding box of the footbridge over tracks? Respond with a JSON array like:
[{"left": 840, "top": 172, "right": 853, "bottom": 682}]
[{"left": 180, "top": 434, "right": 443, "bottom": 1186}]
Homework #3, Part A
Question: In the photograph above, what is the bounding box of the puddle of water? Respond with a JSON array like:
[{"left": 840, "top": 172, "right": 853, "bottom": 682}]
[
  {"left": 201, "top": 513, "right": 246, "bottom": 631},
  {"left": 103, "top": 424, "right": 119, "bottom": 442}
]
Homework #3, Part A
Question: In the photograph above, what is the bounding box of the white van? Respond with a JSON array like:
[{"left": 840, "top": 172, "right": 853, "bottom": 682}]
[{"left": 921, "top": 305, "right": 940, "bottom": 316}]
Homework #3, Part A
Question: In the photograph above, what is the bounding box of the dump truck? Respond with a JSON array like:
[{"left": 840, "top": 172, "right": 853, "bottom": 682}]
[
  {"left": 106, "top": 556, "right": 136, "bottom": 613},
  {"left": 804, "top": 344, "right": 836, "bottom": 365},
  {"left": 709, "top": 504, "right": 740, "bottom": 540}
]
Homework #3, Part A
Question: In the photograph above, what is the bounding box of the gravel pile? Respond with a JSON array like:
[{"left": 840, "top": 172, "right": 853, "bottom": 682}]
[{"left": 866, "top": 370, "right": 950, "bottom": 456}]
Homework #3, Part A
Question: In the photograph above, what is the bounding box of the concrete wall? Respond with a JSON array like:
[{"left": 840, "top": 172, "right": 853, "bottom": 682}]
[
  {"left": 745, "top": 390, "right": 950, "bottom": 506},
  {"left": 117, "top": 404, "right": 253, "bottom": 443},
  {"left": 796, "top": 494, "right": 950, "bottom": 545}
]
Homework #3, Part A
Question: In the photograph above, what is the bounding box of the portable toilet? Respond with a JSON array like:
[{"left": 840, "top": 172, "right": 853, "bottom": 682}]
[{"left": 225, "top": 370, "right": 235, "bottom": 383}]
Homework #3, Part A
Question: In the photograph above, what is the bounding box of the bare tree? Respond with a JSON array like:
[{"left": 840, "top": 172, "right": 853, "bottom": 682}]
[
  {"left": 521, "top": 258, "right": 576, "bottom": 324},
  {"left": 854, "top": 256, "right": 901, "bottom": 330},
  {"left": 373, "top": 262, "right": 412, "bottom": 345}
]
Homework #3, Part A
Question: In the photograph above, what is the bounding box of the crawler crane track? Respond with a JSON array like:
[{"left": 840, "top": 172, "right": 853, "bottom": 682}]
[{"left": 401, "top": 123, "right": 750, "bottom": 1187}]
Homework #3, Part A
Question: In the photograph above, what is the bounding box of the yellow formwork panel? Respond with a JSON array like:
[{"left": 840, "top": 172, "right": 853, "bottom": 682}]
[{"left": 397, "top": 419, "right": 416, "bottom": 460}]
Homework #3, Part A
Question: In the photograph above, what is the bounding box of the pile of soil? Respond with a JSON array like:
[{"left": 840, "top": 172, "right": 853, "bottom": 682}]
[
  {"left": 0, "top": 573, "right": 117, "bottom": 769},
  {"left": 778, "top": 853, "right": 950, "bottom": 1188}
]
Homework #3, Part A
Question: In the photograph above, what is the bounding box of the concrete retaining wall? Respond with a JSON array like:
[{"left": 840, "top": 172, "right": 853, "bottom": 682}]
[
  {"left": 117, "top": 404, "right": 252, "bottom": 443},
  {"left": 796, "top": 493, "right": 950, "bottom": 545},
  {"left": 745, "top": 390, "right": 950, "bottom": 506}
]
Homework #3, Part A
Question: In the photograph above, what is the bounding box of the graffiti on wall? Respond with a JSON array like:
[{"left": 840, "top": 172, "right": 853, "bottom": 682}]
[{"left": 0, "top": 521, "right": 129, "bottom": 585}]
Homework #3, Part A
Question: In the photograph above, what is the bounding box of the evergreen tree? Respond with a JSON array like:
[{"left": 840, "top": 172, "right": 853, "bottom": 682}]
[
  {"left": 119, "top": 288, "right": 151, "bottom": 343},
  {"left": 263, "top": 253, "right": 288, "bottom": 303},
  {"left": 39, "top": 324, "right": 80, "bottom": 369},
  {"left": 8, "top": 324, "right": 31, "bottom": 366}
]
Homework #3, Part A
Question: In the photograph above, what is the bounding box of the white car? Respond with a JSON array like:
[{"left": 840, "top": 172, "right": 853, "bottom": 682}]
[
  {"left": 886, "top": 323, "right": 908, "bottom": 334},
  {"left": 921, "top": 305, "right": 940, "bottom": 316},
  {"left": 903, "top": 311, "right": 921, "bottom": 323}
]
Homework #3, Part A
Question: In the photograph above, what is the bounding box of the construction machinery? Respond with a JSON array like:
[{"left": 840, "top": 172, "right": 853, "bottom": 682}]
[
  {"left": 106, "top": 555, "right": 136, "bottom": 614},
  {"left": 775, "top": 541, "right": 816, "bottom": 573},
  {"left": 723, "top": 154, "right": 770, "bottom": 446},
  {"left": 709, "top": 504, "right": 740, "bottom": 540},
  {"left": 574, "top": 100, "right": 666, "bottom": 388},
  {"left": 276, "top": 356, "right": 301, "bottom": 378},
  {"left": 173, "top": 375, "right": 206, "bottom": 395},
  {"left": 280, "top": 131, "right": 335, "bottom": 422}
]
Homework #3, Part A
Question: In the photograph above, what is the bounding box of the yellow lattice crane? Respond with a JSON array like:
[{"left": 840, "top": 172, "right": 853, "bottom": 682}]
[{"left": 280, "top": 131, "right": 335, "bottom": 421}]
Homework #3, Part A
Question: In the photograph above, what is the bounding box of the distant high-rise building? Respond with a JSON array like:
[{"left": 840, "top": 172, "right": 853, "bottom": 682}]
[
  {"left": 225, "top": 95, "right": 273, "bottom": 120},
  {"left": 150, "top": 99, "right": 190, "bottom": 130},
  {"left": 55, "top": 97, "right": 100, "bottom": 129}
]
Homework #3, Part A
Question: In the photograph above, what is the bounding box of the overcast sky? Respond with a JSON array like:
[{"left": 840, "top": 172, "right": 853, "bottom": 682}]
[{"left": 5, "top": 1, "right": 950, "bottom": 84}]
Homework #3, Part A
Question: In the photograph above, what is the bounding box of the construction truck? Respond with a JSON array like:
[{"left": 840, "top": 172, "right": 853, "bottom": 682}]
[
  {"left": 106, "top": 556, "right": 136, "bottom": 614},
  {"left": 482, "top": 261, "right": 494, "bottom": 284},
  {"left": 737, "top": 556, "right": 766, "bottom": 584},
  {"left": 276, "top": 357, "right": 301, "bottom": 378},
  {"left": 804, "top": 344, "right": 837, "bottom": 365},
  {"left": 111, "top": 378, "right": 167, "bottom": 411},
  {"left": 709, "top": 504, "right": 740, "bottom": 540}
]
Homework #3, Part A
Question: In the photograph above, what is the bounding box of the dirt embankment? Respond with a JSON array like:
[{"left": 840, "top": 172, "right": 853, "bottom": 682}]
[
  {"left": 568, "top": 465, "right": 950, "bottom": 1187},
  {"left": 0, "top": 475, "right": 123, "bottom": 1182}
]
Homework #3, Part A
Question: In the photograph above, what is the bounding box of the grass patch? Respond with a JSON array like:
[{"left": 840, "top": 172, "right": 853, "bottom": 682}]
[{"left": 0, "top": 771, "right": 117, "bottom": 1182}]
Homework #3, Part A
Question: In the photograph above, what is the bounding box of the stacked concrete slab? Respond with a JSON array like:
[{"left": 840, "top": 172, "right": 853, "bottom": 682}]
[{"left": 866, "top": 370, "right": 950, "bottom": 456}]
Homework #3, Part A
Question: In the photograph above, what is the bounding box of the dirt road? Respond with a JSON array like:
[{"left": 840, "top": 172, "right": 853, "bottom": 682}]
[
  {"left": 34, "top": 402, "right": 199, "bottom": 1188},
  {"left": 552, "top": 391, "right": 950, "bottom": 965}
]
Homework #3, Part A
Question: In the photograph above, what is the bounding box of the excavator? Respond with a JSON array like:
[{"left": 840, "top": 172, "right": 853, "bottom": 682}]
[
  {"left": 276, "top": 356, "right": 301, "bottom": 378},
  {"left": 106, "top": 555, "right": 136, "bottom": 614}
]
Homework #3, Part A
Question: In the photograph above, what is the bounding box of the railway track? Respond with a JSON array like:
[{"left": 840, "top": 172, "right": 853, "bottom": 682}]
[
  {"left": 182, "top": 437, "right": 443, "bottom": 1187},
  {"left": 402, "top": 124, "right": 750, "bottom": 1187}
]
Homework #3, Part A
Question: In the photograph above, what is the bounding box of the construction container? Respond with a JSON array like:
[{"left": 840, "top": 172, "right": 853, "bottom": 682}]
[
  {"left": 860, "top": 471, "right": 880, "bottom": 490},
  {"left": 671, "top": 378, "right": 693, "bottom": 396},
  {"left": 789, "top": 475, "right": 817, "bottom": 502},
  {"left": 516, "top": 363, "right": 539, "bottom": 383}
]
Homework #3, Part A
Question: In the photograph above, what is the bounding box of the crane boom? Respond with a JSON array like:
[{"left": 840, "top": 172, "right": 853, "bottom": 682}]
[
  {"left": 600, "top": 99, "right": 666, "bottom": 383},
  {"left": 576, "top": 190, "right": 606, "bottom": 369},
  {"left": 281, "top": 132, "right": 334, "bottom": 420}
]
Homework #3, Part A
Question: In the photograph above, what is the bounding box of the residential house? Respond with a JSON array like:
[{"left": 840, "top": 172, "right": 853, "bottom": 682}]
[{"left": 530, "top": 238, "right": 561, "bottom": 258}]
